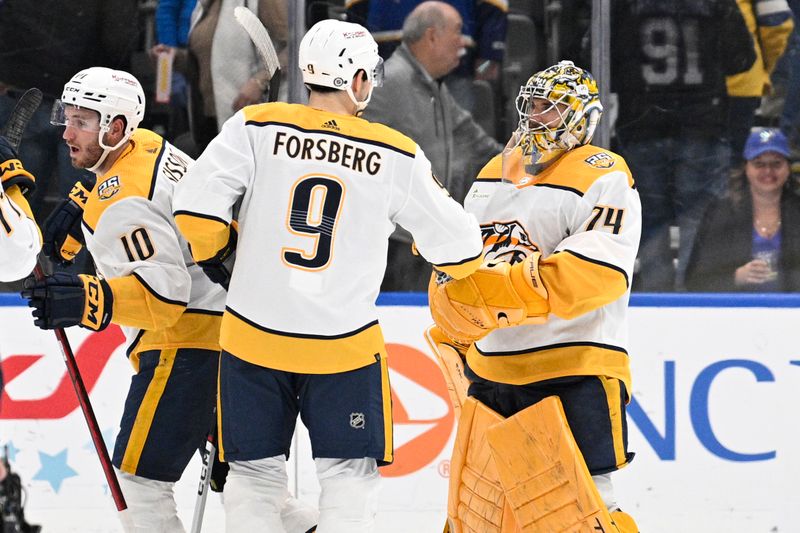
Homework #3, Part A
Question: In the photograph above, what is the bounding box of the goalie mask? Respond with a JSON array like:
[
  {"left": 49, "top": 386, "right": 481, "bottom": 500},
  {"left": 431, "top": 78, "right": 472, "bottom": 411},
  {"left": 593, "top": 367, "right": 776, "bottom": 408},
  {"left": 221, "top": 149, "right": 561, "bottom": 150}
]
[
  {"left": 299, "top": 19, "right": 384, "bottom": 115},
  {"left": 514, "top": 60, "right": 602, "bottom": 174},
  {"left": 51, "top": 67, "right": 145, "bottom": 172}
]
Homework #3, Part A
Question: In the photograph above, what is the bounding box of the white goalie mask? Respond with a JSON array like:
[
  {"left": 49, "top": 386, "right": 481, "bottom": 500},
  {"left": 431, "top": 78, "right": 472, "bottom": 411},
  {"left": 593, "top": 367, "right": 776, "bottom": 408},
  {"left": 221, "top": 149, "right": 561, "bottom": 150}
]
[
  {"left": 514, "top": 60, "right": 603, "bottom": 174},
  {"left": 299, "top": 19, "right": 384, "bottom": 115},
  {"left": 51, "top": 67, "right": 145, "bottom": 172}
]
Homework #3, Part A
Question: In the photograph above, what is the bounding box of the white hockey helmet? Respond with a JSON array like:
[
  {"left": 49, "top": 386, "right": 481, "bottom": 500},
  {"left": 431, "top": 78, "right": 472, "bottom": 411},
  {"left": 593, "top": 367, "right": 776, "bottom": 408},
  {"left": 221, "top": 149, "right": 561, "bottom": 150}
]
[
  {"left": 299, "top": 19, "right": 384, "bottom": 114},
  {"left": 52, "top": 67, "right": 145, "bottom": 171},
  {"left": 515, "top": 60, "right": 603, "bottom": 172}
]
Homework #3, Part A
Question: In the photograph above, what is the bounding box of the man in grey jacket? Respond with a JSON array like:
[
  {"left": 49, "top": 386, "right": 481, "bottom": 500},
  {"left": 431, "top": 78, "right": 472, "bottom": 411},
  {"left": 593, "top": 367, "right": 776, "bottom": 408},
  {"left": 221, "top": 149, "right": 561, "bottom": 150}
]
[{"left": 361, "top": 0, "right": 502, "bottom": 291}]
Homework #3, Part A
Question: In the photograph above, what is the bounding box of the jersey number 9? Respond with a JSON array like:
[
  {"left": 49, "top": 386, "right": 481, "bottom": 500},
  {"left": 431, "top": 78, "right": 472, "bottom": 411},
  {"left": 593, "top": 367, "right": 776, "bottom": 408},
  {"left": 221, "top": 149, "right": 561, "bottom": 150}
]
[{"left": 282, "top": 175, "right": 344, "bottom": 271}]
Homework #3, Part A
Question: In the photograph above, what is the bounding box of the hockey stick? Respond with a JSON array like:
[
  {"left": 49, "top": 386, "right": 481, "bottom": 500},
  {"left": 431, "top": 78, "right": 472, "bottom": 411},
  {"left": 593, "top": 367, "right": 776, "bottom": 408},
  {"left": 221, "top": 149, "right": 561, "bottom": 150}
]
[
  {"left": 3, "top": 89, "right": 127, "bottom": 511},
  {"left": 0, "top": 88, "right": 42, "bottom": 148},
  {"left": 35, "top": 269, "right": 128, "bottom": 511},
  {"left": 32, "top": 265, "right": 127, "bottom": 511},
  {"left": 234, "top": 6, "right": 282, "bottom": 103},
  {"left": 189, "top": 429, "right": 216, "bottom": 533}
]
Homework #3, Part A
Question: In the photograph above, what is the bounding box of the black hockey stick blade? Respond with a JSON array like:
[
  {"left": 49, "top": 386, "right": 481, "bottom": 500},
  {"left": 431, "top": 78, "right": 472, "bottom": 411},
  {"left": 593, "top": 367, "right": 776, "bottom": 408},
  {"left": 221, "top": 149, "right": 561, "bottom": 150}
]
[{"left": 0, "top": 88, "right": 43, "bottom": 151}]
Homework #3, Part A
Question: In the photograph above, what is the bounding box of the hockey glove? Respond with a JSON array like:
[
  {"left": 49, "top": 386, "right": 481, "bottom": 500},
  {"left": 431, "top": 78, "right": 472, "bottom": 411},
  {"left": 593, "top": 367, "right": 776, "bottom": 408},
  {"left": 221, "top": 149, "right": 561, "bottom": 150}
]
[
  {"left": 197, "top": 227, "right": 237, "bottom": 290},
  {"left": 209, "top": 451, "right": 229, "bottom": 493},
  {"left": 22, "top": 272, "right": 113, "bottom": 331},
  {"left": 429, "top": 252, "right": 550, "bottom": 345},
  {"left": 42, "top": 175, "right": 95, "bottom": 265},
  {"left": 0, "top": 136, "right": 35, "bottom": 195}
]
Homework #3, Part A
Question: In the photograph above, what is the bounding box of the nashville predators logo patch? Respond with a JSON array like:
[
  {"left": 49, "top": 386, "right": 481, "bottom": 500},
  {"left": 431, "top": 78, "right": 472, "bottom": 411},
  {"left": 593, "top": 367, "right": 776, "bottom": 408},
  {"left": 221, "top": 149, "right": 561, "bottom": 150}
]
[
  {"left": 97, "top": 176, "right": 121, "bottom": 200},
  {"left": 584, "top": 152, "right": 615, "bottom": 169},
  {"left": 480, "top": 220, "right": 539, "bottom": 265}
]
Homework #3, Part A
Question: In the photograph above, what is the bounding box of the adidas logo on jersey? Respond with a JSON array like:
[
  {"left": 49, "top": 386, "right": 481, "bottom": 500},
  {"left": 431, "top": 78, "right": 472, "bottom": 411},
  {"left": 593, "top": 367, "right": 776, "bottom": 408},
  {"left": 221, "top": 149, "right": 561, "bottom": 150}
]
[{"left": 322, "top": 119, "right": 340, "bottom": 131}]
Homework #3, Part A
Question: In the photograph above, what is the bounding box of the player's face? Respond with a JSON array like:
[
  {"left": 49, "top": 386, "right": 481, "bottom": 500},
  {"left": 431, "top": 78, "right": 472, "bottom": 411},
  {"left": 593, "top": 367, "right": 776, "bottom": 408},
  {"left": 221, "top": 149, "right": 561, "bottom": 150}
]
[
  {"left": 527, "top": 97, "right": 566, "bottom": 131},
  {"left": 62, "top": 107, "right": 104, "bottom": 169},
  {"left": 746, "top": 152, "right": 790, "bottom": 195}
]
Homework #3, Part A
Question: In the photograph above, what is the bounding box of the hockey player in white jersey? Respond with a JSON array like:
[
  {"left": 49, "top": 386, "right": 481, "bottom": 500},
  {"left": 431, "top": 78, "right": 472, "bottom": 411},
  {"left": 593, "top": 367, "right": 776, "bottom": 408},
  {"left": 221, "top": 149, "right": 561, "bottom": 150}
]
[
  {"left": 430, "top": 61, "right": 641, "bottom": 532},
  {"left": 0, "top": 136, "right": 39, "bottom": 281},
  {"left": 21, "top": 67, "right": 317, "bottom": 532},
  {"left": 173, "top": 19, "right": 484, "bottom": 533}
]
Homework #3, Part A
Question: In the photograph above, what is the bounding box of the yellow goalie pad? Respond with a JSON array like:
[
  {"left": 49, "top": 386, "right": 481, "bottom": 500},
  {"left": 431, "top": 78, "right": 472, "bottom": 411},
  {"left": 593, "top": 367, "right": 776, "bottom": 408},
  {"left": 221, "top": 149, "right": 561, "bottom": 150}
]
[
  {"left": 424, "top": 326, "right": 470, "bottom": 420},
  {"left": 449, "top": 396, "right": 637, "bottom": 533},
  {"left": 448, "top": 397, "right": 517, "bottom": 533}
]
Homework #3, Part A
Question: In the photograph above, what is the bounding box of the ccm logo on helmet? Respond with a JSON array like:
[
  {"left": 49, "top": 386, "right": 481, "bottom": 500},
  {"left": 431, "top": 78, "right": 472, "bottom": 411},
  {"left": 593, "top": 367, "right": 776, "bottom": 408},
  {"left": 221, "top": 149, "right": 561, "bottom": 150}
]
[{"left": 342, "top": 31, "right": 367, "bottom": 38}]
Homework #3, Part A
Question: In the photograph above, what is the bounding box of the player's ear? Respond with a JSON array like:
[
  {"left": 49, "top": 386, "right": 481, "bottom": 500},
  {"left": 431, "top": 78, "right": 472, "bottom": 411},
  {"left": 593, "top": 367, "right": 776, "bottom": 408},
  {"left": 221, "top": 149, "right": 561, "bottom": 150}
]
[{"left": 108, "top": 116, "right": 127, "bottom": 143}]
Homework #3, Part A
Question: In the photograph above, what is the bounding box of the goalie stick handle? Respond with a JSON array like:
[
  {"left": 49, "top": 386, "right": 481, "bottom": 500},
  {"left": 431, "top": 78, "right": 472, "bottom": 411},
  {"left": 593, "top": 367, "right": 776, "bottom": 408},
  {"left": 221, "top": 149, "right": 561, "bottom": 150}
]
[
  {"left": 33, "top": 265, "right": 127, "bottom": 511},
  {"left": 0, "top": 88, "right": 43, "bottom": 151}
]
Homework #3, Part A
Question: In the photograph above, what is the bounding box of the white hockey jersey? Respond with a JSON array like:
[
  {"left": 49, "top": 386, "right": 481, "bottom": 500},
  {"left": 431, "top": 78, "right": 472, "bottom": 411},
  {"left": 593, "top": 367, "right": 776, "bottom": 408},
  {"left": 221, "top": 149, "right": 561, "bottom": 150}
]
[
  {"left": 465, "top": 144, "right": 642, "bottom": 392},
  {"left": 174, "top": 102, "right": 483, "bottom": 374},
  {"left": 0, "top": 186, "right": 39, "bottom": 282},
  {"left": 81, "top": 129, "right": 226, "bottom": 370}
]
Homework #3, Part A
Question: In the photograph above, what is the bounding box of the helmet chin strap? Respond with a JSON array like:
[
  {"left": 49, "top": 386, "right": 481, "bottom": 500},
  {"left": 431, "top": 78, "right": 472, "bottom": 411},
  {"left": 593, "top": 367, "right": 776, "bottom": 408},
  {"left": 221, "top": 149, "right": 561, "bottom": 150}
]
[
  {"left": 87, "top": 129, "right": 129, "bottom": 174},
  {"left": 346, "top": 84, "right": 374, "bottom": 117}
]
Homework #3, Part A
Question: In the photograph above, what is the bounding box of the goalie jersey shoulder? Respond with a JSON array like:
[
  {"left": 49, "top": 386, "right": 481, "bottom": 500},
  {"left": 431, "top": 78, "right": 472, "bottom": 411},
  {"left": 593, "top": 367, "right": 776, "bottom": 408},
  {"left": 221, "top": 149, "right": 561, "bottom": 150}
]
[{"left": 475, "top": 145, "right": 634, "bottom": 195}]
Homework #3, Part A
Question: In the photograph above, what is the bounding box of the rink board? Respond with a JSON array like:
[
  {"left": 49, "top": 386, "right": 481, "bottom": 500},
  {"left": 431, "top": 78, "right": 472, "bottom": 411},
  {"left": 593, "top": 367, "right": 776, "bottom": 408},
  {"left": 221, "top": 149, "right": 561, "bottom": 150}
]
[{"left": 0, "top": 293, "right": 798, "bottom": 532}]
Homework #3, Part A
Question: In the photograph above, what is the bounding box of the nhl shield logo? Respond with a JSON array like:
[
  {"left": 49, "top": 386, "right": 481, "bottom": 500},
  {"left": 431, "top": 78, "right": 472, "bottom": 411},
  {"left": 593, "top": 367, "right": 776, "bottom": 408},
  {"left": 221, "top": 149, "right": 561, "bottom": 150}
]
[{"left": 350, "top": 412, "right": 366, "bottom": 430}]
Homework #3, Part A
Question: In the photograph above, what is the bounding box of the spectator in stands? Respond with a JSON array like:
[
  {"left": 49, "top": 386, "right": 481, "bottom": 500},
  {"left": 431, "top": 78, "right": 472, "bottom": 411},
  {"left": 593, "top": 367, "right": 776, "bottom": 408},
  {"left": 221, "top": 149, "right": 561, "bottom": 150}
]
[
  {"left": 184, "top": 0, "right": 287, "bottom": 152},
  {"left": 611, "top": 0, "right": 756, "bottom": 291},
  {"left": 0, "top": 0, "right": 138, "bottom": 220},
  {"left": 150, "top": 0, "right": 198, "bottom": 134},
  {"left": 685, "top": 128, "right": 800, "bottom": 291},
  {"left": 346, "top": 0, "right": 507, "bottom": 112},
  {"left": 778, "top": 0, "right": 800, "bottom": 149},
  {"left": 726, "top": 0, "right": 794, "bottom": 166},
  {"left": 361, "top": 1, "right": 503, "bottom": 291}
]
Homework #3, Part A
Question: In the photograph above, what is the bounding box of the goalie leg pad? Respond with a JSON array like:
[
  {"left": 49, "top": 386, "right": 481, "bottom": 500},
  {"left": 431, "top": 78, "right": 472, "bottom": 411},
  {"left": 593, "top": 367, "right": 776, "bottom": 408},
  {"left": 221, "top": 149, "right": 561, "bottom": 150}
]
[
  {"left": 485, "top": 395, "right": 620, "bottom": 532},
  {"left": 424, "top": 326, "right": 470, "bottom": 419},
  {"left": 447, "top": 397, "right": 518, "bottom": 533}
]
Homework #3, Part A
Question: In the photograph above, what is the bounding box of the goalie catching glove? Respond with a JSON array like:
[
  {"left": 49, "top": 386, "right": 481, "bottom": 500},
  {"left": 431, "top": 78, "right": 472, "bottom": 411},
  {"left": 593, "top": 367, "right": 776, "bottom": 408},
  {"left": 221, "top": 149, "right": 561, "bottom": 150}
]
[
  {"left": 429, "top": 252, "right": 550, "bottom": 345},
  {"left": 0, "top": 135, "right": 35, "bottom": 195},
  {"left": 22, "top": 272, "right": 113, "bottom": 331},
  {"left": 42, "top": 175, "right": 95, "bottom": 265}
]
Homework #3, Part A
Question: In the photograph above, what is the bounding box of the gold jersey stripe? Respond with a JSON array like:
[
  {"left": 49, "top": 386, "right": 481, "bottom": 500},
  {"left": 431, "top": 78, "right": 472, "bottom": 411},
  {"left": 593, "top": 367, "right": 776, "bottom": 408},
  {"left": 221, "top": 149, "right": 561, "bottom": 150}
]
[
  {"left": 467, "top": 342, "right": 631, "bottom": 394},
  {"left": 119, "top": 348, "right": 178, "bottom": 474},
  {"left": 216, "top": 357, "right": 225, "bottom": 462},
  {"left": 126, "top": 310, "right": 223, "bottom": 372},
  {"left": 82, "top": 130, "right": 165, "bottom": 230},
  {"left": 540, "top": 250, "right": 628, "bottom": 320},
  {"left": 220, "top": 308, "right": 387, "bottom": 374},
  {"left": 475, "top": 145, "right": 635, "bottom": 192},
  {"left": 379, "top": 354, "right": 394, "bottom": 463},
  {"left": 435, "top": 251, "right": 483, "bottom": 280},
  {"left": 174, "top": 211, "right": 231, "bottom": 262},
  {"left": 107, "top": 273, "right": 187, "bottom": 331},
  {"left": 6, "top": 185, "right": 41, "bottom": 244},
  {"left": 598, "top": 375, "right": 630, "bottom": 469},
  {"left": 243, "top": 102, "right": 417, "bottom": 156}
]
